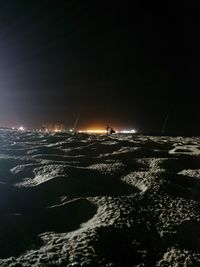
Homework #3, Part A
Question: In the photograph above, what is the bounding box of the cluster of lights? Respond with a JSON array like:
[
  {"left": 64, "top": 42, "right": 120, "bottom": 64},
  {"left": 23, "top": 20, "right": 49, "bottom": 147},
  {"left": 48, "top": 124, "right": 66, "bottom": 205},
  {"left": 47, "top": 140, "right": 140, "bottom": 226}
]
[
  {"left": 43, "top": 128, "right": 62, "bottom": 133},
  {"left": 78, "top": 129, "right": 136, "bottom": 134},
  {"left": 10, "top": 126, "right": 136, "bottom": 134},
  {"left": 119, "top": 129, "right": 136, "bottom": 134},
  {"left": 12, "top": 126, "right": 25, "bottom": 131}
]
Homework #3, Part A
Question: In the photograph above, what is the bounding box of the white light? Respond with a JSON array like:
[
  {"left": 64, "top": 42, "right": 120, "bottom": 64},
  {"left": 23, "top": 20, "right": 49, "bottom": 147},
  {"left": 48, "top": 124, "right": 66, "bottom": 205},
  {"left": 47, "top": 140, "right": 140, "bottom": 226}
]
[
  {"left": 19, "top": 126, "right": 25, "bottom": 131},
  {"left": 120, "top": 129, "right": 136, "bottom": 134},
  {"left": 78, "top": 129, "right": 136, "bottom": 134}
]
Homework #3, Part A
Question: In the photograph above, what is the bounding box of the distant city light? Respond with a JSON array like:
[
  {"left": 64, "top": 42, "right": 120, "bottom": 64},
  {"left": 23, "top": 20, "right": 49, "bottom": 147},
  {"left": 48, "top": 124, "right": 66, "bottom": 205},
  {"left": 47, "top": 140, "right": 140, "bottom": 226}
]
[
  {"left": 78, "top": 129, "right": 107, "bottom": 133},
  {"left": 18, "top": 126, "right": 25, "bottom": 131},
  {"left": 40, "top": 123, "right": 64, "bottom": 133},
  {"left": 119, "top": 129, "right": 136, "bottom": 134},
  {"left": 78, "top": 129, "right": 136, "bottom": 134}
]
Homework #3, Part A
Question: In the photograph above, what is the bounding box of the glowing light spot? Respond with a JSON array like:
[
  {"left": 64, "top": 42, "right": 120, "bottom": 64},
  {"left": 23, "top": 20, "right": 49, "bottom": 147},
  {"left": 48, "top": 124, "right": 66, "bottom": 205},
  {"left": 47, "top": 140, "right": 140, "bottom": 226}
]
[
  {"left": 18, "top": 126, "right": 25, "bottom": 131},
  {"left": 78, "top": 128, "right": 136, "bottom": 134},
  {"left": 54, "top": 128, "right": 62, "bottom": 133},
  {"left": 78, "top": 129, "right": 107, "bottom": 134},
  {"left": 120, "top": 129, "right": 136, "bottom": 134}
]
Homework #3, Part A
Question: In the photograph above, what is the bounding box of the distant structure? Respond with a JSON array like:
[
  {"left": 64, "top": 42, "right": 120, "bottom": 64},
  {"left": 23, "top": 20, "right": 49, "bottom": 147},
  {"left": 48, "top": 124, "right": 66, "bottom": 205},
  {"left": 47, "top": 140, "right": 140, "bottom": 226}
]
[
  {"left": 110, "top": 128, "right": 115, "bottom": 134},
  {"left": 106, "top": 124, "right": 109, "bottom": 134},
  {"left": 72, "top": 114, "right": 80, "bottom": 133},
  {"left": 41, "top": 123, "right": 64, "bottom": 132},
  {"left": 161, "top": 110, "right": 171, "bottom": 135},
  {"left": 106, "top": 125, "right": 116, "bottom": 134}
]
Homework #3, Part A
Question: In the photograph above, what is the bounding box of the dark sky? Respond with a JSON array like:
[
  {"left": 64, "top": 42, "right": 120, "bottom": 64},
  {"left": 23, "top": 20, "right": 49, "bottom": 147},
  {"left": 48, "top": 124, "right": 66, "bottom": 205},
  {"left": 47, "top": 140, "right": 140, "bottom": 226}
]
[{"left": 0, "top": 0, "right": 200, "bottom": 134}]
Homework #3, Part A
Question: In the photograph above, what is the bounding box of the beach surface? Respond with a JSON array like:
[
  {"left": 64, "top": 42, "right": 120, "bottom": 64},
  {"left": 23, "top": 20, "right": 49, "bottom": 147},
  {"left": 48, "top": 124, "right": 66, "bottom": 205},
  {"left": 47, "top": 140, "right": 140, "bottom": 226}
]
[{"left": 0, "top": 129, "right": 200, "bottom": 266}]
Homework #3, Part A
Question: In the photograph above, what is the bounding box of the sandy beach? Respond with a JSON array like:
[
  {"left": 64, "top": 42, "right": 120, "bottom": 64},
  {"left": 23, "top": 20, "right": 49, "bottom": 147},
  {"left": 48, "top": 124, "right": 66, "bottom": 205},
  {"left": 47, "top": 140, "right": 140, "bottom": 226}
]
[{"left": 0, "top": 129, "right": 200, "bottom": 266}]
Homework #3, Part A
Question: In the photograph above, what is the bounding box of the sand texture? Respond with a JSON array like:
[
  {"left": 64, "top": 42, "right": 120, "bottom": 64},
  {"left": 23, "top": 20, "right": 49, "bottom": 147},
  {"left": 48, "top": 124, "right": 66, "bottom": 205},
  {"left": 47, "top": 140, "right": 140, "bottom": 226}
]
[{"left": 1, "top": 129, "right": 200, "bottom": 266}]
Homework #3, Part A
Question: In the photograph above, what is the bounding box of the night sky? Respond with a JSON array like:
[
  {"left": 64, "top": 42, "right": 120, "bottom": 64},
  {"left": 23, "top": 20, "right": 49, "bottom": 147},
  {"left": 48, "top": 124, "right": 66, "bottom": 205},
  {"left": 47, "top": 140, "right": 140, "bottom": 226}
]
[{"left": 0, "top": 1, "right": 200, "bottom": 134}]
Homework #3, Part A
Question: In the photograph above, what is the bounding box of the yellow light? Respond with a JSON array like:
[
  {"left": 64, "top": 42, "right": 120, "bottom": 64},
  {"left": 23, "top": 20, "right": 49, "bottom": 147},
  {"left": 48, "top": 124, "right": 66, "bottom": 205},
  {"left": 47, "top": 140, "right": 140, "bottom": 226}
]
[
  {"left": 54, "top": 129, "right": 61, "bottom": 133},
  {"left": 78, "top": 129, "right": 107, "bottom": 134},
  {"left": 87, "top": 130, "right": 107, "bottom": 133}
]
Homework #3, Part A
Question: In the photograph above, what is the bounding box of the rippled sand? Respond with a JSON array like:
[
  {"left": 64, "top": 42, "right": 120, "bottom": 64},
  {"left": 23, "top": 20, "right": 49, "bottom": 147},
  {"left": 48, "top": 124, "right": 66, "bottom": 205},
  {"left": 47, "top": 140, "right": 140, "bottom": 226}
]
[{"left": 1, "top": 129, "right": 200, "bottom": 266}]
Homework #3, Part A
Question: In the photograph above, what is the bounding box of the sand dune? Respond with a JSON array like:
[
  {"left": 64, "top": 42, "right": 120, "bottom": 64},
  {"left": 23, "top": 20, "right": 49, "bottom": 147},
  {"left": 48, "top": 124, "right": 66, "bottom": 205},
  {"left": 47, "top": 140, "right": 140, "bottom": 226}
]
[{"left": 0, "top": 129, "right": 200, "bottom": 266}]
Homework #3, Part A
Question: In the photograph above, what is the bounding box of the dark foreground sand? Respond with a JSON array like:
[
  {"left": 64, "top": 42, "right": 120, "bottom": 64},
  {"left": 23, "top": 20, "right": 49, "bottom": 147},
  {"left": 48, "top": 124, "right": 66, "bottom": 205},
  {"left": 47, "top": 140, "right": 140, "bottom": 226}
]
[{"left": 1, "top": 129, "right": 200, "bottom": 266}]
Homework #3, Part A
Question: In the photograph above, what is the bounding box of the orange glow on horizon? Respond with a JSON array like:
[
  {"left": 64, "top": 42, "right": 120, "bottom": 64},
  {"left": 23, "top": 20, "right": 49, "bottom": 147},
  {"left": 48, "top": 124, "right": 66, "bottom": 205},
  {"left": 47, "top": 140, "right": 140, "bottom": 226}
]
[
  {"left": 77, "top": 123, "right": 119, "bottom": 133},
  {"left": 78, "top": 129, "right": 107, "bottom": 133}
]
